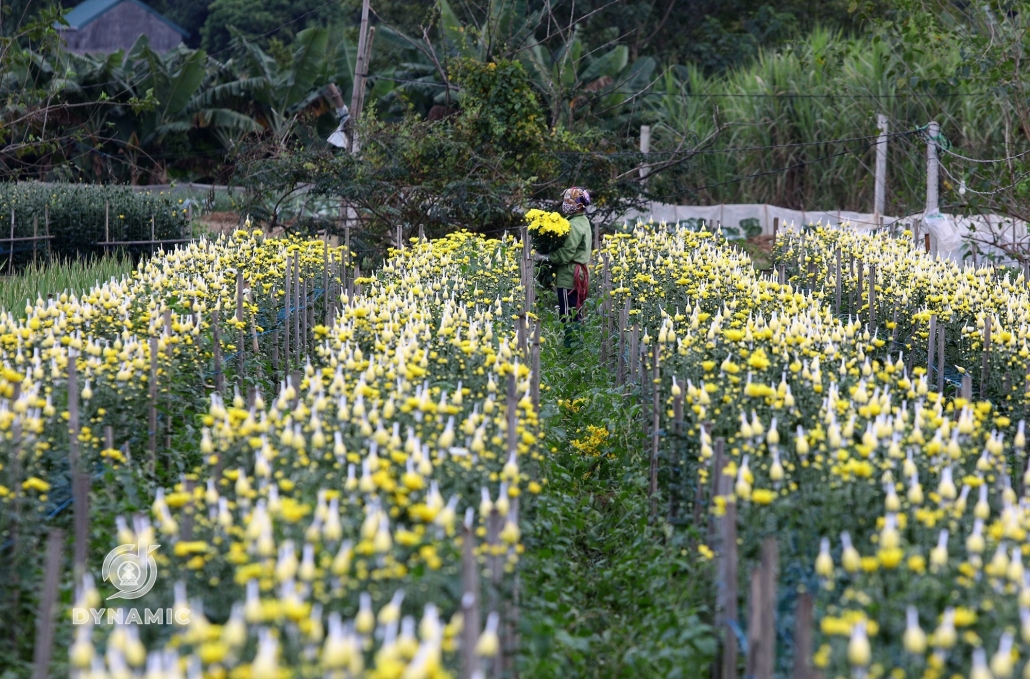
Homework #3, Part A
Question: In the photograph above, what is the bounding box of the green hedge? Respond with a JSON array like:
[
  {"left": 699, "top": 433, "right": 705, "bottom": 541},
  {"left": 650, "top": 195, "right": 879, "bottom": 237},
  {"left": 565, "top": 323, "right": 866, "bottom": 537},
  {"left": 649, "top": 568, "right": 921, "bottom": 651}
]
[{"left": 0, "top": 183, "right": 192, "bottom": 265}]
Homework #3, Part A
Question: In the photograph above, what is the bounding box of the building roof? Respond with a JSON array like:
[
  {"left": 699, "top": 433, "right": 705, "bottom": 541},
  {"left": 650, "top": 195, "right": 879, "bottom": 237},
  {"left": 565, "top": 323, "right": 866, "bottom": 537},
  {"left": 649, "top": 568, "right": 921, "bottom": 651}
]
[{"left": 60, "top": 0, "right": 189, "bottom": 37}]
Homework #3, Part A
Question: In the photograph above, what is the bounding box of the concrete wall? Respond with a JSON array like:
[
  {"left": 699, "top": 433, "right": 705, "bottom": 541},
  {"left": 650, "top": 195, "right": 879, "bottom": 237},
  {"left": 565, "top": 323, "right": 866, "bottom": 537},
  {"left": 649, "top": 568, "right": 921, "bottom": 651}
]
[{"left": 59, "top": 1, "right": 183, "bottom": 54}]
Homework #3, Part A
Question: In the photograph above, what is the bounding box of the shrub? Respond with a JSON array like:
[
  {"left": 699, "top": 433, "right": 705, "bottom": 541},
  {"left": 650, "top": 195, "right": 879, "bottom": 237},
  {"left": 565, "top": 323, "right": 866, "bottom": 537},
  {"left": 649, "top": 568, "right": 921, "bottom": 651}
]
[{"left": 0, "top": 183, "right": 191, "bottom": 265}]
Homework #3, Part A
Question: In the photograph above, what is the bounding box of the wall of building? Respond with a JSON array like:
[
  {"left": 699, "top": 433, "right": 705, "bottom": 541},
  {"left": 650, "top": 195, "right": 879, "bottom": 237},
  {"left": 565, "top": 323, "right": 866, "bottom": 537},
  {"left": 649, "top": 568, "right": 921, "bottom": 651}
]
[{"left": 59, "top": 1, "right": 183, "bottom": 54}]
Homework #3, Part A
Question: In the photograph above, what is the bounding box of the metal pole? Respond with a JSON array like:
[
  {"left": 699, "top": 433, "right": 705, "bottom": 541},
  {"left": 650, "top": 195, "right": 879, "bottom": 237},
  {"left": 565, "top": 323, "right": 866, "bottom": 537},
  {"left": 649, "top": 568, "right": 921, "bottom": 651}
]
[{"left": 874, "top": 114, "right": 888, "bottom": 220}]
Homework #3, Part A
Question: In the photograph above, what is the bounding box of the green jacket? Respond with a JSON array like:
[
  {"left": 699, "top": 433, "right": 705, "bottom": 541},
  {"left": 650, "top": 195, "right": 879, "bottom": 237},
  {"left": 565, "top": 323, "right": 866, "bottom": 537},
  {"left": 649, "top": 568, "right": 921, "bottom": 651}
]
[{"left": 551, "top": 213, "right": 591, "bottom": 289}]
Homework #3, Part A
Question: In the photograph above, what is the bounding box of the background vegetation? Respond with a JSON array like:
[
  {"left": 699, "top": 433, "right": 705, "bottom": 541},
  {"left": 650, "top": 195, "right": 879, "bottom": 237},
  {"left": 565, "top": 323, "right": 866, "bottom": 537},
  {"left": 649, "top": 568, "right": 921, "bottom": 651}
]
[{"left": 4, "top": 1, "right": 1030, "bottom": 243}]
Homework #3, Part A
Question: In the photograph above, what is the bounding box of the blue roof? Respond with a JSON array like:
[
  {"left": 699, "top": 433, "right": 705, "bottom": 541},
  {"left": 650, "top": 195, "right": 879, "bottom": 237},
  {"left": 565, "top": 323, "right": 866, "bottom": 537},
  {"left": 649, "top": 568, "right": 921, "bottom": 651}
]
[{"left": 61, "top": 0, "right": 189, "bottom": 37}]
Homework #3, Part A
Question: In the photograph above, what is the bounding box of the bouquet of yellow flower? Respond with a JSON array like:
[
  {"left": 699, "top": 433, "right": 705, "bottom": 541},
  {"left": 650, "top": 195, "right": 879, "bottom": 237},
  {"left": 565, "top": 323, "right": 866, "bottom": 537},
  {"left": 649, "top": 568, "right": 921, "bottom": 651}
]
[{"left": 525, "top": 209, "right": 570, "bottom": 255}]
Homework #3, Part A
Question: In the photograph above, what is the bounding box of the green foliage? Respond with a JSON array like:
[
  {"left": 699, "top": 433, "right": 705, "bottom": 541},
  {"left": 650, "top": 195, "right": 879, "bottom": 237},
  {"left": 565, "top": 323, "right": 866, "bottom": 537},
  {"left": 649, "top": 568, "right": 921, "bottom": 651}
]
[
  {"left": 0, "top": 255, "right": 134, "bottom": 315},
  {"left": 450, "top": 58, "right": 546, "bottom": 155},
  {"left": 199, "top": 0, "right": 343, "bottom": 55},
  {"left": 519, "top": 293, "right": 716, "bottom": 678},
  {"left": 0, "top": 184, "right": 190, "bottom": 262}
]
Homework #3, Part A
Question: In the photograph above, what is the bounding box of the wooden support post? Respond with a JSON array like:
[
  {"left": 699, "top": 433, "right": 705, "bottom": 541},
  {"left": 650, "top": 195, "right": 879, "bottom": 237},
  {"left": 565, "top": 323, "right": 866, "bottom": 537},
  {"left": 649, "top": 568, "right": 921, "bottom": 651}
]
[
  {"left": 151, "top": 215, "right": 156, "bottom": 254},
  {"left": 962, "top": 374, "right": 972, "bottom": 401},
  {"left": 617, "top": 301, "right": 628, "bottom": 385},
  {"left": 745, "top": 538, "right": 778, "bottom": 679},
  {"left": 868, "top": 263, "right": 876, "bottom": 332},
  {"left": 834, "top": 247, "right": 841, "bottom": 314},
  {"left": 937, "top": 323, "right": 946, "bottom": 395},
  {"left": 284, "top": 254, "right": 292, "bottom": 368},
  {"left": 629, "top": 324, "right": 639, "bottom": 385},
  {"left": 67, "top": 355, "right": 84, "bottom": 569},
  {"left": 531, "top": 320, "right": 541, "bottom": 412},
  {"left": 73, "top": 471, "right": 89, "bottom": 575},
  {"left": 323, "top": 240, "right": 330, "bottom": 324},
  {"left": 149, "top": 335, "right": 158, "bottom": 470},
  {"left": 924, "top": 232, "right": 931, "bottom": 254},
  {"left": 104, "top": 201, "right": 109, "bottom": 253},
  {"left": 460, "top": 524, "right": 481, "bottom": 679},
  {"left": 928, "top": 315, "right": 937, "bottom": 388},
  {"left": 506, "top": 372, "right": 517, "bottom": 458},
  {"left": 212, "top": 309, "right": 224, "bottom": 393},
  {"left": 293, "top": 254, "right": 301, "bottom": 366},
  {"left": 236, "top": 271, "right": 245, "bottom": 383},
  {"left": 649, "top": 343, "right": 660, "bottom": 518},
  {"left": 720, "top": 479, "right": 739, "bottom": 679},
  {"left": 31, "top": 529, "right": 65, "bottom": 679},
  {"left": 982, "top": 314, "right": 992, "bottom": 399},
  {"left": 772, "top": 217, "right": 779, "bottom": 242},
  {"left": 32, "top": 214, "right": 37, "bottom": 264},
  {"left": 792, "top": 593, "right": 814, "bottom": 679}
]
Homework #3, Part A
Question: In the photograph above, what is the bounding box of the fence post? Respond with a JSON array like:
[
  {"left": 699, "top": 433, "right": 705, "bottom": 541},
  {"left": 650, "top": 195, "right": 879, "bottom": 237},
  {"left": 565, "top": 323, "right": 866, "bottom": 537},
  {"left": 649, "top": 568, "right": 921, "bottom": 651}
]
[
  {"left": 926, "top": 120, "right": 940, "bottom": 216},
  {"left": 874, "top": 114, "right": 888, "bottom": 220}
]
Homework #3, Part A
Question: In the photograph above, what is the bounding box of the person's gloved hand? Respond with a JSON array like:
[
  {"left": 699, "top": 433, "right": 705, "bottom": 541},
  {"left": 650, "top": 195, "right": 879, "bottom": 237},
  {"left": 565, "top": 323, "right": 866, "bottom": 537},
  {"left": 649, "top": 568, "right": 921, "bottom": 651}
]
[{"left": 531, "top": 253, "right": 550, "bottom": 262}]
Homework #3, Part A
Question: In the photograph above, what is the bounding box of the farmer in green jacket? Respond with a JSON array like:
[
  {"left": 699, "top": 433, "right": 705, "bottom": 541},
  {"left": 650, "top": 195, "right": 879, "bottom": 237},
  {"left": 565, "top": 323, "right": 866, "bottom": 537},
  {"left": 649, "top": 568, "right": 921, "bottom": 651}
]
[{"left": 534, "top": 186, "right": 592, "bottom": 348}]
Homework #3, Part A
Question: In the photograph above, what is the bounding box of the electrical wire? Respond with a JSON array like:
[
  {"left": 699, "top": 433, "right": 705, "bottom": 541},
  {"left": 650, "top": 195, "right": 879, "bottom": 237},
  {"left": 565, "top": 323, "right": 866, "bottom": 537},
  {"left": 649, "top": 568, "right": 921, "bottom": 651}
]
[{"left": 940, "top": 145, "right": 1030, "bottom": 165}]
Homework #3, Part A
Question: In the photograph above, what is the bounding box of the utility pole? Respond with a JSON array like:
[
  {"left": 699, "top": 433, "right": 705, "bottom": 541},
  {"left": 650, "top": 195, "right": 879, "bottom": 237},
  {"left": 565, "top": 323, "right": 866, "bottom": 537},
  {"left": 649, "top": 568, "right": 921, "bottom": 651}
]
[
  {"left": 874, "top": 114, "right": 888, "bottom": 222},
  {"left": 349, "top": 0, "right": 373, "bottom": 153}
]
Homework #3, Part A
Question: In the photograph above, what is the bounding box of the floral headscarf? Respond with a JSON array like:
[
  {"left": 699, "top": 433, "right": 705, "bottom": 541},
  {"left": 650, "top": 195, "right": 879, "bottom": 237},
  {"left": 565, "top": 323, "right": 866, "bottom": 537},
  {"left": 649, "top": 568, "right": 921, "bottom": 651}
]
[{"left": 561, "top": 187, "right": 591, "bottom": 214}]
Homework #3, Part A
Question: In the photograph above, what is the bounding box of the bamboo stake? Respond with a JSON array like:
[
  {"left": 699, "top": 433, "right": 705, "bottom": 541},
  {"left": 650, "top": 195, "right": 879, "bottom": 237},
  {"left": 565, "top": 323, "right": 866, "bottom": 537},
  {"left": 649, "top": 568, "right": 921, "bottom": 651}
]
[
  {"left": 792, "top": 593, "right": 814, "bottom": 679},
  {"left": 530, "top": 320, "right": 541, "bottom": 411},
  {"left": 237, "top": 271, "right": 245, "bottom": 383},
  {"left": 67, "top": 354, "right": 86, "bottom": 570},
  {"left": 982, "top": 314, "right": 992, "bottom": 399},
  {"left": 649, "top": 343, "right": 660, "bottom": 518},
  {"left": 937, "top": 323, "right": 946, "bottom": 395},
  {"left": 629, "top": 324, "right": 639, "bottom": 385},
  {"left": 149, "top": 335, "right": 158, "bottom": 469},
  {"left": 284, "top": 254, "right": 291, "bottom": 368},
  {"left": 506, "top": 372, "right": 517, "bottom": 458},
  {"left": 460, "top": 524, "right": 481, "bottom": 679},
  {"left": 928, "top": 315, "right": 937, "bottom": 387},
  {"left": 834, "top": 247, "right": 841, "bottom": 314},
  {"left": 720, "top": 478, "right": 738, "bottom": 679},
  {"left": 868, "top": 263, "right": 876, "bottom": 332},
  {"left": 294, "top": 254, "right": 301, "bottom": 366},
  {"left": 323, "top": 240, "right": 330, "bottom": 324},
  {"left": 212, "top": 309, "right": 224, "bottom": 393},
  {"left": 31, "top": 529, "right": 65, "bottom": 679}
]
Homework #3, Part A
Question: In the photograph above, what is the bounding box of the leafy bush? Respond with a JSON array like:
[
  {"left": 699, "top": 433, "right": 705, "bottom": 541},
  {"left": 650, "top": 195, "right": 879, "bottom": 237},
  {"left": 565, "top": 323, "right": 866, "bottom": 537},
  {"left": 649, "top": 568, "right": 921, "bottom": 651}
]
[{"left": 0, "top": 184, "right": 191, "bottom": 264}]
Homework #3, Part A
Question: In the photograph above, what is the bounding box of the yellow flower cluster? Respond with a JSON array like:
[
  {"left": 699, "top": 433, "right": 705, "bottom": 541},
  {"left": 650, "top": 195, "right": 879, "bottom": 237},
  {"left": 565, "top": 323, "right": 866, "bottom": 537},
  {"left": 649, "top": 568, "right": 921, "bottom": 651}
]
[
  {"left": 598, "top": 220, "right": 1030, "bottom": 677},
  {"left": 524, "top": 209, "right": 570, "bottom": 238}
]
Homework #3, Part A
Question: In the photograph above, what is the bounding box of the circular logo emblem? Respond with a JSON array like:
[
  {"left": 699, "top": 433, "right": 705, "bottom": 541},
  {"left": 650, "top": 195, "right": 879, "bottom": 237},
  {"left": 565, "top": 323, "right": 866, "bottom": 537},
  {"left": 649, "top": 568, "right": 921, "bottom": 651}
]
[{"left": 102, "top": 542, "right": 159, "bottom": 600}]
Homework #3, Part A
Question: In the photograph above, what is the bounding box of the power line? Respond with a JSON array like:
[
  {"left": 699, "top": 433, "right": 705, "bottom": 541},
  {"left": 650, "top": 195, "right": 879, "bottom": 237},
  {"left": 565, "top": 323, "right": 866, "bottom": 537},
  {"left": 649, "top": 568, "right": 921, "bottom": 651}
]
[
  {"left": 940, "top": 145, "right": 1030, "bottom": 165},
  {"left": 939, "top": 160, "right": 1030, "bottom": 197}
]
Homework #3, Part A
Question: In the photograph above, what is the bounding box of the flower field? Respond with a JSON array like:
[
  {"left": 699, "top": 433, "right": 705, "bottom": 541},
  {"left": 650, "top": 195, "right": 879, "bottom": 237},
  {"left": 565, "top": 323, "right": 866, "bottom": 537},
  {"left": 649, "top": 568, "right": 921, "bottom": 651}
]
[
  {"left": 9, "top": 217, "right": 1030, "bottom": 678},
  {"left": 599, "top": 222, "right": 1030, "bottom": 677},
  {"left": 0, "top": 230, "right": 539, "bottom": 678}
]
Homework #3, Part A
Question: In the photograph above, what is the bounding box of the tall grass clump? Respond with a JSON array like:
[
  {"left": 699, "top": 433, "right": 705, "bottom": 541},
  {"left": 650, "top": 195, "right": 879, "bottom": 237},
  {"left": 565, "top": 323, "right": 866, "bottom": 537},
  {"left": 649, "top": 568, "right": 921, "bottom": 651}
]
[
  {"left": 646, "top": 28, "right": 1009, "bottom": 215},
  {"left": 0, "top": 256, "right": 135, "bottom": 315}
]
